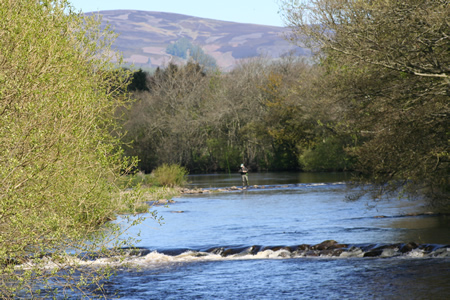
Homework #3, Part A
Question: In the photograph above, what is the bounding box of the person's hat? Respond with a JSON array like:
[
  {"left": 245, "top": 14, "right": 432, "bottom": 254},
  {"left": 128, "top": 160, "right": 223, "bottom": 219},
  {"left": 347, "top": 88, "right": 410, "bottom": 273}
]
[{"left": 240, "top": 164, "right": 244, "bottom": 167}]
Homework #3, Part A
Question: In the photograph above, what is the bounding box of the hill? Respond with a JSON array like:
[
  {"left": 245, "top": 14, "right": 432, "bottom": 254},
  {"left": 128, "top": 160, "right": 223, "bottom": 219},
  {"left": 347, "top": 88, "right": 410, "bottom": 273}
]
[{"left": 88, "top": 10, "right": 308, "bottom": 71}]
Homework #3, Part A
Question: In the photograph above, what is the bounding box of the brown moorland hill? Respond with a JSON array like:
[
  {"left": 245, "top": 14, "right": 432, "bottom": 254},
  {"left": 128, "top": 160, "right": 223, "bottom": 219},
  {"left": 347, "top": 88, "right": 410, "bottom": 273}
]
[{"left": 87, "top": 10, "right": 308, "bottom": 70}]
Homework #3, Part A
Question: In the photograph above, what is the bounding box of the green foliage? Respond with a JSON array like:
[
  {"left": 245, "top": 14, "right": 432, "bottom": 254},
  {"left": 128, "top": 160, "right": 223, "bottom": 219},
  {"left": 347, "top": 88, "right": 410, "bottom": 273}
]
[
  {"left": 166, "top": 37, "right": 192, "bottom": 58},
  {"left": 151, "top": 164, "right": 189, "bottom": 187},
  {"left": 142, "top": 185, "right": 180, "bottom": 202},
  {"left": 112, "top": 184, "right": 181, "bottom": 215},
  {"left": 281, "top": 0, "right": 449, "bottom": 204},
  {"left": 166, "top": 38, "right": 217, "bottom": 70},
  {"left": 111, "top": 188, "right": 150, "bottom": 215},
  {"left": 118, "top": 171, "right": 158, "bottom": 188},
  {"left": 0, "top": 0, "right": 146, "bottom": 297},
  {"left": 299, "top": 137, "right": 354, "bottom": 172},
  {"left": 206, "top": 138, "right": 242, "bottom": 173}
]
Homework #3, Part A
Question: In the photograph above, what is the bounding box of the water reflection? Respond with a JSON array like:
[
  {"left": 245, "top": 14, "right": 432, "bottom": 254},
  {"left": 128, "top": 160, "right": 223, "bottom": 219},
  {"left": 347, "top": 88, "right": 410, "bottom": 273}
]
[
  {"left": 388, "top": 214, "right": 450, "bottom": 244},
  {"left": 187, "top": 172, "right": 351, "bottom": 188}
]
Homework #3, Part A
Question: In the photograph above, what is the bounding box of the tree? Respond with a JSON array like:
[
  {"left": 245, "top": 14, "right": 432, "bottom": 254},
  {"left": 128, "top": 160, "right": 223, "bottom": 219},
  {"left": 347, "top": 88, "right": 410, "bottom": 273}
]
[
  {"left": 0, "top": 0, "right": 142, "bottom": 297},
  {"left": 281, "top": 0, "right": 449, "bottom": 204},
  {"left": 123, "top": 62, "right": 210, "bottom": 172},
  {"left": 127, "top": 68, "right": 150, "bottom": 91},
  {"left": 166, "top": 38, "right": 217, "bottom": 70},
  {"left": 166, "top": 37, "right": 192, "bottom": 58},
  {"left": 281, "top": 0, "right": 449, "bottom": 79}
]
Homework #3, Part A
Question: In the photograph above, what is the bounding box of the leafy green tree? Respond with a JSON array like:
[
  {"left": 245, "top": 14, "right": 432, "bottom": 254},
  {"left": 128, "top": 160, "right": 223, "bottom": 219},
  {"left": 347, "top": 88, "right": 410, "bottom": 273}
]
[
  {"left": 166, "top": 37, "right": 192, "bottom": 58},
  {"left": 189, "top": 45, "right": 217, "bottom": 71},
  {"left": 299, "top": 136, "right": 355, "bottom": 171},
  {"left": 0, "top": 0, "right": 143, "bottom": 297},
  {"left": 281, "top": 0, "right": 449, "bottom": 204},
  {"left": 166, "top": 38, "right": 217, "bottom": 70},
  {"left": 259, "top": 71, "right": 313, "bottom": 169}
]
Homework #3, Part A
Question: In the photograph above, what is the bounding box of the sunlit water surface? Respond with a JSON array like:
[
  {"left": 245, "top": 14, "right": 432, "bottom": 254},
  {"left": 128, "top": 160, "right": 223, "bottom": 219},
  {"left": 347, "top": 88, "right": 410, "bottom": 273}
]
[{"left": 101, "top": 173, "right": 450, "bottom": 299}]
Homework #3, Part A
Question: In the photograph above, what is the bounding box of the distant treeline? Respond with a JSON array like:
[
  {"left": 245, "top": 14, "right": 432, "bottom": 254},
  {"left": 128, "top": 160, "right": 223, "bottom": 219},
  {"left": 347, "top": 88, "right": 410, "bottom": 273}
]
[{"left": 122, "top": 58, "right": 355, "bottom": 174}]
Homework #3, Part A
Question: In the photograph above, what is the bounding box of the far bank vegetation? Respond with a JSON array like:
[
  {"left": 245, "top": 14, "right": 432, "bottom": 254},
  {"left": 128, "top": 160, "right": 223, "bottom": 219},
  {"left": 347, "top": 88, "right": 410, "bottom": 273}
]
[{"left": 123, "top": 58, "right": 352, "bottom": 174}]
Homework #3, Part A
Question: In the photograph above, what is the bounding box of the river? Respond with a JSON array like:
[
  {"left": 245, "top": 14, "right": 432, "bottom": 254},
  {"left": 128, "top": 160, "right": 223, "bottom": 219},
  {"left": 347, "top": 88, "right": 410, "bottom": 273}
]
[{"left": 101, "top": 172, "right": 450, "bottom": 299}]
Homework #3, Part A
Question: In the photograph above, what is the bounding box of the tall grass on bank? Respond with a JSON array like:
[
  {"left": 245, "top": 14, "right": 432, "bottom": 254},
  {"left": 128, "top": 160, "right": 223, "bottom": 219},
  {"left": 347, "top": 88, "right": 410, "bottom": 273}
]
[
  {"left": 113, "top": 186, "right": 181, "bottom": 215},
  {"left": 115, "top": 164, "right": 189, "bottom": 215}
]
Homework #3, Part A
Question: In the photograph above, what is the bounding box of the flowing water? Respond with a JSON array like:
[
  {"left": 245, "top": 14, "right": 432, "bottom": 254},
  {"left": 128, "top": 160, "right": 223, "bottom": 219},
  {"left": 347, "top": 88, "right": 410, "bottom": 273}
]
[{"left": 101, "top": 173, "right": 450, "bottom": 299}]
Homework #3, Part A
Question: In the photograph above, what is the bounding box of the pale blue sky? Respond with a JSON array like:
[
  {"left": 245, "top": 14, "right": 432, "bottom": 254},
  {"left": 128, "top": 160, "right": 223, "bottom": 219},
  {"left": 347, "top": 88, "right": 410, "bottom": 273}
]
[{"left": 68, "top": 0, "right": 285, "bottom": 27}]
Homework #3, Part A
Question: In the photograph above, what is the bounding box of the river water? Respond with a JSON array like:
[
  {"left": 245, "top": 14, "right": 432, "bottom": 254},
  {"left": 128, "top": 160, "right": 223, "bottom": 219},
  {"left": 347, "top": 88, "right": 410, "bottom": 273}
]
[{"left": 100, "top": 172, "right": 450, "bottom": 299}]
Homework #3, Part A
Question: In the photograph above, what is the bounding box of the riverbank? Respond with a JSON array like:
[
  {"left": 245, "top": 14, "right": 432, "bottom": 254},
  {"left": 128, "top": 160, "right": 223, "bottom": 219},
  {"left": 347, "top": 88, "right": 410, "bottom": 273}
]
[
  {"left": 114, "top": 186, "right": 181, "bottom": 215},
  {"left": 149, "top": 185, "right": 279, "bottom": 205}
]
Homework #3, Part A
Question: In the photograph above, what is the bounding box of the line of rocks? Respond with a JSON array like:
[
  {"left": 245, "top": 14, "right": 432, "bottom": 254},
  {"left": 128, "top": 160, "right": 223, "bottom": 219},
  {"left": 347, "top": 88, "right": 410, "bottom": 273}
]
[
  {"left": 179, "top": 185, "right": 290, "bottom": 194},
  {"left": 204, "top": 240, "right": 450, "bottom": 258}
]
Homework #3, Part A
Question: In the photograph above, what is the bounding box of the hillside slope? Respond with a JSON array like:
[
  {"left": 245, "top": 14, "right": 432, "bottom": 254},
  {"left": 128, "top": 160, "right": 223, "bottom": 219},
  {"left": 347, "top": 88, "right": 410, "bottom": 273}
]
[{"left": 89, "top": 10, "right": 307, "bottom": 70}]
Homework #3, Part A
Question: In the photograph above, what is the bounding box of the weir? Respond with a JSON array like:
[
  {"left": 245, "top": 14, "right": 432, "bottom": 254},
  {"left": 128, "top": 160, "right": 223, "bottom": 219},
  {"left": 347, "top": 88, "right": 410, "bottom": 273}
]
[{"left": 99, "top": 241, "right": 450, "bottom": 265}]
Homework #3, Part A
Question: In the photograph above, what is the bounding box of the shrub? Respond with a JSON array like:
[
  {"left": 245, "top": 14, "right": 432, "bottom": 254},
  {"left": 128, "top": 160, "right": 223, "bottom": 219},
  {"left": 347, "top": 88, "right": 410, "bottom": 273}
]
[
  {"left": 299, "top": 137, "right": 354, "bottom": 172},
  {"left": 119, "top": 171, "right": 158, "bottom": 188},
  {"left": 152, "top": 164, "right": 189, "bottom": 187}
]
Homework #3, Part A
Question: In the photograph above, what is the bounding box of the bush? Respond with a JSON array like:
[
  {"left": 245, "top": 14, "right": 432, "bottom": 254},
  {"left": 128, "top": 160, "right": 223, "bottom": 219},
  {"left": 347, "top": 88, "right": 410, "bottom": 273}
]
[
  {"left": 152, "top": 164, "right": 189, "bottom": 187},
  {"left": 299, "top": 137, "right": 354, "bottom": 172},
  {"left": 119, "top": 171, "right": 158, "bottom": 188}
]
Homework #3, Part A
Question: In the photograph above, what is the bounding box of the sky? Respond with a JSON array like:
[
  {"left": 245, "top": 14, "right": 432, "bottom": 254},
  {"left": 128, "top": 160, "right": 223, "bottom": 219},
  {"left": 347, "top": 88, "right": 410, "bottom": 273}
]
[{"left": 68, "top": 0, "right": 286, "bottom": 27}]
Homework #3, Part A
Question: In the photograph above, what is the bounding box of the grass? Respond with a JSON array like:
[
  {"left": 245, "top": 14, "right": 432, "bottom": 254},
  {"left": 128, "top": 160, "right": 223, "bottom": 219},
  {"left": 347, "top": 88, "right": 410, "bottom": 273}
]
[
  {"left": 113, "top": 164, "right": 188, "bottom": 215},
  {"left": 113, "top": 186, "right": 180, "bottom": 215}
]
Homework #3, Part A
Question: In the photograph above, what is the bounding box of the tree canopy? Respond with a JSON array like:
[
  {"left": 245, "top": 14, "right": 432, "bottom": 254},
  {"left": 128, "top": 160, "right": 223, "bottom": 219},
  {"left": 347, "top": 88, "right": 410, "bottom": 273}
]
[{"left": 280, "top": 0, "right": 449, "bottom": 204}]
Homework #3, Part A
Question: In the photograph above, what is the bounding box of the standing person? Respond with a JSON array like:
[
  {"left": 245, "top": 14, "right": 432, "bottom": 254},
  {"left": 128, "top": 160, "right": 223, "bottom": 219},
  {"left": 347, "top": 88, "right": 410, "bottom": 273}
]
[{"left": 238, "top": 164, "right": 249, "bottom": 188}]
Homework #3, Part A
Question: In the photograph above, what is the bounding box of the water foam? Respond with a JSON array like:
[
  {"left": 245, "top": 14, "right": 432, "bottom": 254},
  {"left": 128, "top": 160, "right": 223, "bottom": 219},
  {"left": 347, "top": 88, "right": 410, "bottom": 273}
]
[{"left": 13, "top": 242, "right": 450, "bottom": 271}]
